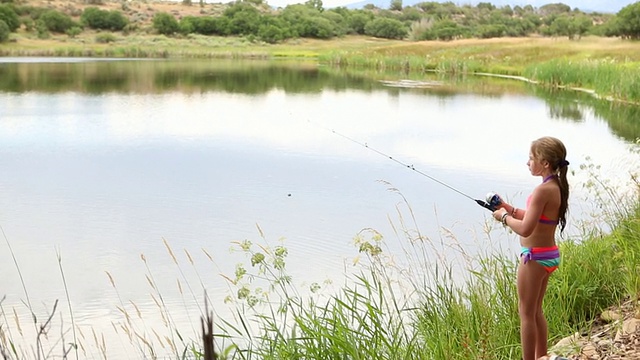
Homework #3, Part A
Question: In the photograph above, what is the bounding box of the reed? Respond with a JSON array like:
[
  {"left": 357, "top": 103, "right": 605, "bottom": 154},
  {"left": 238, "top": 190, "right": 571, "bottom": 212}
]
[{"left": 524, "top": 59, "right": 640, "bottom": 103}]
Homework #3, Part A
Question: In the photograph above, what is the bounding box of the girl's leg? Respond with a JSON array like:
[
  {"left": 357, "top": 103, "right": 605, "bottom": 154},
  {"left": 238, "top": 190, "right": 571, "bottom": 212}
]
[
  {"left": 517, "top": 258, "right": 550, "bottom": 360},
  {"left": 535, "top": 274, "right": 551, "bottom": 358}
]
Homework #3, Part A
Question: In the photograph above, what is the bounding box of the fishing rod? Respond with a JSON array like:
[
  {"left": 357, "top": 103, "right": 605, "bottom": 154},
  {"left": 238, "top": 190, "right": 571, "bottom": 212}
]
[{"left": 311, "top": 121, "right": 499, "bottom": 212}]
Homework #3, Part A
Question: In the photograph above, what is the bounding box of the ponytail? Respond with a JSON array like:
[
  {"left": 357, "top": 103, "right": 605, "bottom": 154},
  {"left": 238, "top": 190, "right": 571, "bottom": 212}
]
[{"left": 557, "top": 162, "right": 569, "bottom": 233}]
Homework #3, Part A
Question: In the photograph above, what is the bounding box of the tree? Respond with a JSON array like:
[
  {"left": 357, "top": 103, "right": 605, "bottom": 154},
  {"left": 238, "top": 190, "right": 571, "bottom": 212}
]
[
  {"left": 257, "top": 16, "right": 290, "bottom": 43},
  {"left": 346, "top": 10, "right": 373, "bottom": 34},
  {"left": 617, "top": 2, "right": 640, "bottom": 39},
  {"left": 0, "top": 19, "right": 9, "bottom": 42},
  {"left": 416, "top": 18, "right": 462, "bottom": 41},
  {"left": 477, "top": 2, "right": 495, "bottom": 12},
  {"left": 39, "top": 10, "right": 76, "bottom": 33},
  {"left": 81, "top": 7, "right": 107, "bottom": 29},
  {"left": 477, "top": 23, "right": 506, "bottom": 38},
  {"left": 298, "top": 16, "right": 336, "bottom": 38},
  {"left": 305, "top": 0, "right": 323, "bottom": 12},
  {"left": 223, "top": 2, "right": 262, "bottom": 35},
  {"left": 82, "top": 7, "right": 128, "bottom": 31},
  {"left": 364, "top": 17, "right": 407, "bottom": 39},
  {"left": 152, "top": 12, "right": 179, "bottom": 35},
  {"left": 389, "top": 0, "right": 402, "bottom": 12},
  {"left": 0, "top": 4, "right": 19, "bottom": 32},
  {"left": 106, "top": 11, "right": 128, "bottom": 31}
]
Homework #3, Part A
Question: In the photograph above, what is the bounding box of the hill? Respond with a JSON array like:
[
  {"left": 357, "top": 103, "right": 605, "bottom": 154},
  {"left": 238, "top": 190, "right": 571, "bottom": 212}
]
[{"left": 343, "top": 0, "right": 635, "bottom": 13}]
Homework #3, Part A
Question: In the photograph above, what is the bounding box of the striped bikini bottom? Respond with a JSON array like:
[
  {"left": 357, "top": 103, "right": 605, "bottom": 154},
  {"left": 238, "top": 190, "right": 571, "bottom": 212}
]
[{"left": 520, "top": 245, "right": 560, "bottom": 274}]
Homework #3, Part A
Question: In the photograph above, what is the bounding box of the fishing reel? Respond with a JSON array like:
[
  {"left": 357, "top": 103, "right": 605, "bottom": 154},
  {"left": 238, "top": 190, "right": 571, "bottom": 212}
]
[{"left": 475, "top": 192, "right": 502, "bottom": 211}]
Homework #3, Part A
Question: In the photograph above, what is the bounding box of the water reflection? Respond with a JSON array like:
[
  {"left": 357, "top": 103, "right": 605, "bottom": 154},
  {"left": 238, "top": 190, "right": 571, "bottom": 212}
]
[{"left": 3, "top": 58, "right": 637, "bottom": 141}]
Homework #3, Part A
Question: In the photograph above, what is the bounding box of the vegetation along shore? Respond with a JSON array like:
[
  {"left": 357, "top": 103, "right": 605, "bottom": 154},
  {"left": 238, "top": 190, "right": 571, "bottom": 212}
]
[{"left": 1, "top": 0, "right": 640, "bottom": 359}]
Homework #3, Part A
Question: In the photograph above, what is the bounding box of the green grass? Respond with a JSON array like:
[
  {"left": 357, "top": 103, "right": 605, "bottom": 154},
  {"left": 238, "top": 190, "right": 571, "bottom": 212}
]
[{"left": 524, "top": 59, "right": 640, "bottom": 103}]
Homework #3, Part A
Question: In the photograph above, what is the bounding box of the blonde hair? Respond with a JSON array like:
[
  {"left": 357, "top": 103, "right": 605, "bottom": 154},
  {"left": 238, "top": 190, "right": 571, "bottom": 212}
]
[{"left": 531, "top": 136, "right": 569, "bottom": 233}]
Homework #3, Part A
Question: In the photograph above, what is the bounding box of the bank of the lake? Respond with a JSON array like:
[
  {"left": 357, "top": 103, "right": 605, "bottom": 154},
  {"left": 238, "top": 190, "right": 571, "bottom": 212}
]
[{"left": 3, "top": 34, "right": 640, "bottom": 103}]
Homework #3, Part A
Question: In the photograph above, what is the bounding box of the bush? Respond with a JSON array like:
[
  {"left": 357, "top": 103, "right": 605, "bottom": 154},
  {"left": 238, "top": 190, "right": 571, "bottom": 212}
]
[
  {"left": 364, "top": 17, "right": 407, "bottom": 39},
  {"left": 152, "top": 12, "right": 179, "bottom": 35},
  {"left": 95, "top": 32, "right": 116, "bottom": 43},
  {"left": 0, "top": 4, "right": 19, "bottom": 31},
  {"left": 39, "top": 9, "right": 77, "bottom": 33},
  {"left": 66, "top": 26, "right": 82, "bottom": 38},
  {"left": 81, "top": 7, "right": 128, "bottom": 31},
  {"left": 35, "top": 19, "right": 49, "bottom": 39},
  {"left": 106, "top": 10, "right": 128, "bottom": 31},
  {"left": 0, "top": 19, "right": 9, "bottom": 42}
]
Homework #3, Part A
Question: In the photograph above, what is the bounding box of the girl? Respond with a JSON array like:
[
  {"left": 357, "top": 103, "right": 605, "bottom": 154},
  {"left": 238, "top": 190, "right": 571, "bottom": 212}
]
[{"left": 492, "top": 136, "right": 570, "bottom": 360}]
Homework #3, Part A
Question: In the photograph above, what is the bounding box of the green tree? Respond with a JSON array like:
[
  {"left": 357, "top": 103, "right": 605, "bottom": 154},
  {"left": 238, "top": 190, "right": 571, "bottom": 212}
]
[
  {"left": 257, "top": 16, "right": 290, "bottom": 43},
  {"left": 66, "top": 26, "right": 82, "bottom": 38},
  {"left": 321, "top": 11, "right": 347, "bottom": 35},
  {"left": 298, "top": 16, "right": 336, "bottom": 38},
  {"left": 617, "top": 1, "right": 640, "bottom": 39},
  {"left": 571, "top": 13, "right": 593, "bottom": 39},
  {"left": 305, "top": 0, "right": 323, "bottom": 11},
  {"left": 0, "top": 4, "right": 19, "bottom": 31},
  {"left": 81, "top": 7, "right": 107, "bottom": 29},
  {"left": 39, "top": 10, "right": 76, "bottom": 33},
  {"left": 281, "top": 4, "right": 319, "bottom": 37},
  {"left": 476, "top": 23, "right": 506, "bottom": 38},
  {"left": 364, "top": 17, "right": 407, "bottom": 39},
  {"left": 416, "top": 18, "right": 462, "bottom": 41},
  {"left": 389, "top": 0, "right": 402, "bottom": 11},
  {"left": 223, "top": 2, "right": 262, "bottom": 35},
  {"left": 106, "top": 10, "right": 128, "bottom": 30},
  {"left": 476, "top": 2, "right": 495, "bottom": 11},
  {"left": 152, "top": 12, "right": 179, "bottom": 35},
  {"left": 347, "top": 10, "right": 373, "bottom": 34},
  {"left": 178, "top": 15, "right": 196, "bottom": 34},
  {"left": 0, "top": 19, "right": 9, "bottom": 42},
  {"left": 81, "top": 7, "right": 128, "bottom": 31}
]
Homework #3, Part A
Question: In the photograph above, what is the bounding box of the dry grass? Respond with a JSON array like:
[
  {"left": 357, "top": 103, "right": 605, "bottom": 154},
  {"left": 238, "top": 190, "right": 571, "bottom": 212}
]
[{"left": 363, "top": 36, "right": 640, "bottom": 66}]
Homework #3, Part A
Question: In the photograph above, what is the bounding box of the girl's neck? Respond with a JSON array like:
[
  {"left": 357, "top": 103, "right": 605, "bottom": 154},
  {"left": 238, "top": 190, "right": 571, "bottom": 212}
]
[{"left": 542, "top": 174, "right": 556, "bottom": 183}]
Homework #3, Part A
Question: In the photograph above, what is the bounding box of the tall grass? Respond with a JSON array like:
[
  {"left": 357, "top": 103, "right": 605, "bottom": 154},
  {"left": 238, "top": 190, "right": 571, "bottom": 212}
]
[{"left": 524, "top": 59, "right": 640, "bottom": 103}]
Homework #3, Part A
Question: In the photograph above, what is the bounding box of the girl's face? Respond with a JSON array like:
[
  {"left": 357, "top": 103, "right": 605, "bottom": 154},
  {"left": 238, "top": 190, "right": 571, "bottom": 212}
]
[{"left": 527, "top": 151, "right": 548, "bottom": 176}]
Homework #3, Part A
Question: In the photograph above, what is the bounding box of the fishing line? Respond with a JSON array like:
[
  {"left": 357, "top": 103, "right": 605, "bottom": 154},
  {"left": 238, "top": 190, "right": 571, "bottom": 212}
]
[{"left": 310, "top": 120, "right": 496, "bottom": 211}]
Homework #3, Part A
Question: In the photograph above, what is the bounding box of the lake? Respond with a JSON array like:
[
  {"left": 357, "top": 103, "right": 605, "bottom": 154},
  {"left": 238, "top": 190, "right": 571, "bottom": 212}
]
[{"left": 0, "top": 58, "right": 638, "bottom": 359}]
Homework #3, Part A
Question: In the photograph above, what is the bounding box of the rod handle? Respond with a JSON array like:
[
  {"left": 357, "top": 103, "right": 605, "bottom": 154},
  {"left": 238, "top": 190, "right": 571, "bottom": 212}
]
[{"left": 475, "top": 199, "right": 496, "bottom": 211}]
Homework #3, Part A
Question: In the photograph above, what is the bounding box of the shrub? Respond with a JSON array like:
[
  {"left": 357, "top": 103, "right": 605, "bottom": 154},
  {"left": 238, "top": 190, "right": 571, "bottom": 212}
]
[
  {"left": 81, "top": 7, "right": 128, "bottom": 31},
  {"left": 0, "top": 19, "right": 9, "bottom": 42},
  {"left": 0, "top": 4, "right": 19, "bottom": 31},
  {"left": 152, "top": 12, "right": 178, "bottom": 35},
  {"left": 35, "top": 19, "right": 49, "bottom": 39},
  {"left": 66, "top": 26, "right": 82, "bottom": 38},
  {"left": 39, "top": 9, "right": 77, "bottom": 33},
  {"left": 364, "top": 17, "right": 407, "bottom": 39},
  {"left": 95, "top": 32, "right": 116, "bottom": 43}
]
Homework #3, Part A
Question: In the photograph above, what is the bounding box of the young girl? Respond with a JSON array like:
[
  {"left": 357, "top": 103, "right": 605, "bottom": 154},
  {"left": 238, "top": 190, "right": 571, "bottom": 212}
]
[{"left": 492, "top": 136, "right": 570, "bottom": 360}]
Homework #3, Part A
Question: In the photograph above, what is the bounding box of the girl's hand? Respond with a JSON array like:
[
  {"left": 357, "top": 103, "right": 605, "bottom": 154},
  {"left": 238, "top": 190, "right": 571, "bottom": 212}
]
[{"left": 492, "top": 209, "right": 508, "bottom": 222}]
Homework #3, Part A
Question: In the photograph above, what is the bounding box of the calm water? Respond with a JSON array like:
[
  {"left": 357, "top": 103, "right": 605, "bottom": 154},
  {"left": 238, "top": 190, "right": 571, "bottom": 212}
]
[{"left": 0, "top": 58, "right": 638, "bottom": 358}]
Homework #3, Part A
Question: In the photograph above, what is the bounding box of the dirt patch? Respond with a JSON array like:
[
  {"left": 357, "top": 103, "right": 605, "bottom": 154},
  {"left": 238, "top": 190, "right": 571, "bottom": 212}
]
[{"left": 21, "top": 0, "right": 231, "bottom": 30}]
